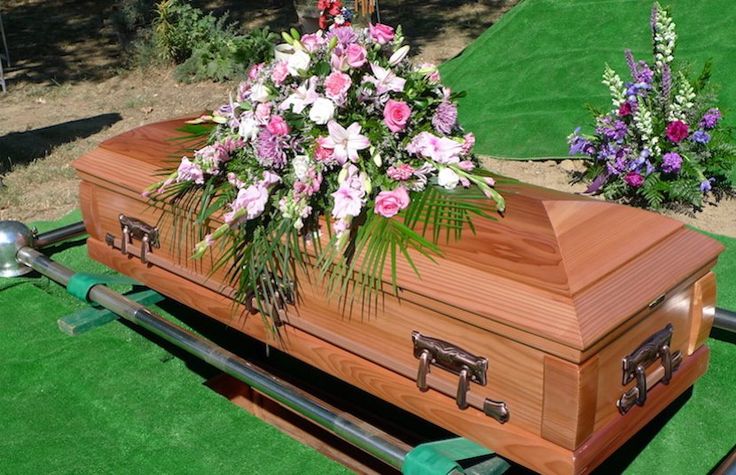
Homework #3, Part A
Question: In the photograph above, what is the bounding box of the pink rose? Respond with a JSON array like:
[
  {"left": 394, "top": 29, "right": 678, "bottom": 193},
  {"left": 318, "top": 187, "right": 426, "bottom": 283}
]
[
  {"left": 271, "top": 61, "right": 289, "bottom": 85},
  {"left": 374, "top": 187, "right": 410, "bottom": 218},
  {"left": 324, "top": 71, "right": 352, "bottom": 101},
  {"left": 266, "top": 115, "right": 289, "bottom": 135},
  {"left": 255, "top": 103, "right": 272, "bottom": 123},
  {"left": 369, "top": 23, "right": 395, "bottom": 45},
  {"left": 666, "top": 120, "right": 689, "bottom": 143},
  {"left": 345, "top": 43, "right": 367, "bottom": 68},
  {"left": 301, "top": 33, "right": 325, "bottom": 53},
  {"left": 383, "top": 99, "right": 411, "bottom": 133}
]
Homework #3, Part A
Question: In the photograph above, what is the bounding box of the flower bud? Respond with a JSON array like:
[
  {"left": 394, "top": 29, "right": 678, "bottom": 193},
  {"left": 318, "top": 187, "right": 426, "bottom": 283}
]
[{"left": 388, "top": 45, "right": 410, "bottom": 66}]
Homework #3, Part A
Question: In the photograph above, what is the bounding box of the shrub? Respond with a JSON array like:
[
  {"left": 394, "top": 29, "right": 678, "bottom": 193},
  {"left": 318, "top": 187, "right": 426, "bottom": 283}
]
[
  {"left": 568, "top": 3, "right": 736, "bottom": 210},
  {"left": 151, "top": 0, "right": 278, "bottom": 82}
]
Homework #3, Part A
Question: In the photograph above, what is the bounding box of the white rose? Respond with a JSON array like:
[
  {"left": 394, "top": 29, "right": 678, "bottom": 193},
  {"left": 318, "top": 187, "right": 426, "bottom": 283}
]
[
  {"left": 309, "top": 98, "right": 335, "bottom": 125},
  {"left": 437, "top": 168, "right": 460, "bottom": 190},
  {"left": 292, "top": 155, "right": 310, "bottom": 181},
  {"left": 249, "top": 83, "right": 270, "bottom": 103},
  {"left": 287, "top": 50, "right": 311, "bottom": 76},
  {"left": 238, "top": 114, "right": 259, "bottom": 141}
]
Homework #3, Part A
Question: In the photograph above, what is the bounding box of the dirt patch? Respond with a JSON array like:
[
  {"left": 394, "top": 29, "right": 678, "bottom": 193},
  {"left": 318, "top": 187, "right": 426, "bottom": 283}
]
[{"left": 1, "top": 0, "right": 733, "bottom": 238}]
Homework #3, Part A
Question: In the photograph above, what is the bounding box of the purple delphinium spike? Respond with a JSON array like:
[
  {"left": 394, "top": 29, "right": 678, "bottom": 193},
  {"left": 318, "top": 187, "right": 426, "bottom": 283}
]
[
  {"left": 625, "top": 50, "right": 638, "bottom": 79},
  {"left": 661, "top": 64, "right": 672, "bottom": 101},
  {"left": 650, "top": 4, "right": 658, "bottom": 34}
]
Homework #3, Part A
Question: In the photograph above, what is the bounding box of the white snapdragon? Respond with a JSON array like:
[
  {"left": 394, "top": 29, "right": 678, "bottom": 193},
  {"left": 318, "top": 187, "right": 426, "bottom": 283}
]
[
  {"left": 653, "top": 4, "right": 676, "bottom": 69},
  {"left": 602, "top": 65, "right": 626, "bottom": 112},
  {"left": 668, "top": 72, "right": 696, "bottom": 122},
  {"left": 633, "top": 103, "right": 661, "bottom": 157},
  {"left": 292, "top": 155, "right": 310, "bottom": 182}
]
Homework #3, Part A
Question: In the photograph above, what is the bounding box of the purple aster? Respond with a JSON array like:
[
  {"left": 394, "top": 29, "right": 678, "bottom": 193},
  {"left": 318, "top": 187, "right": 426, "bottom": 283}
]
[
  {"left": 432, "top": 101, "right": 458, "bottom": 135},
  {"left": 661, "top": 152, "right": 682, "bottom": 174},
  {"left": 691, "top": 130, "right": 711, "bottom": 144},
  {"left": 256, "top": 128, "right": 287, "bottom": 168},
  {"left": 700, "top": 108, "right": 722, "bottom": 129},
  {"left": 700, "top": 178, "right": 714, "bottom": 193}
]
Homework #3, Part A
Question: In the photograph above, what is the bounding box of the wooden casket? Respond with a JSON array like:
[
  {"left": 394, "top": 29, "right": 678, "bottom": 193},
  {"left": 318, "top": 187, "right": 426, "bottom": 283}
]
[{"left": 73, "top": 118, "right": 723, "bottom": 474}]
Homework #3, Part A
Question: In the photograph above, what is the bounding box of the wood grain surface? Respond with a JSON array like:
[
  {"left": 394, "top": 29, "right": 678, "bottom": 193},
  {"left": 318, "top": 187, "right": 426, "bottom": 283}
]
[{"left": 74, "top": 118, "right": 724, "bottom": 474}]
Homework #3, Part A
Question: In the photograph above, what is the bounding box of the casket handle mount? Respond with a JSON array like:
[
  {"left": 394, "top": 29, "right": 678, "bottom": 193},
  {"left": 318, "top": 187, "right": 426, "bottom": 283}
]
[
  {"left": 110, "top": 214, "right": 160, "bottom": 264},
  {"left": 411, "top": 331, "right": 508, "bottom": 423},
  {"left": 617, "top": 323, "right": 683, "bottom": 414}
]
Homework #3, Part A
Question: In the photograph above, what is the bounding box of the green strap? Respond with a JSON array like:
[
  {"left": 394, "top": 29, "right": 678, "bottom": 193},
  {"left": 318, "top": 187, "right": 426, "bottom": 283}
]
[
  {"left": 66, "top": 273, "right": 139, "bottom": 302},
  {"left": 402, "top": 437, "right": 496, "bottom": 475}
]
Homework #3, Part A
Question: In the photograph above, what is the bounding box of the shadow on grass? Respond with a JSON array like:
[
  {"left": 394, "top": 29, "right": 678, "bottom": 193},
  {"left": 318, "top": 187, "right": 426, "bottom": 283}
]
[{"left": 0, "top": 113, "right": 122, "bottom": 172}]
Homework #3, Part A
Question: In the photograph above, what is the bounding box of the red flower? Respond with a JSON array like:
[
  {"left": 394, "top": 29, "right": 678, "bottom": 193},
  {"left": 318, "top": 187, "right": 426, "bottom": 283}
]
[
  {"left": 618, "top": 102, "right": 632, "bottom": 117},
  {"left": 319, "top": 15, "right": 329, "bottom": 29},
  {"left": 317, "top": 0, "right": 331, "bottom": 10},
  {"left": 666, "top": 120, "right": 689, "bottom": 143}
]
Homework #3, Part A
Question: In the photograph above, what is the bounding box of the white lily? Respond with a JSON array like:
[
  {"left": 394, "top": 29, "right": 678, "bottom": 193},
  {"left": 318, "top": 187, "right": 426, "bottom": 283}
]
[
  {"left": 280, "top": 77, "right": 319, "bottom": 114},
  {"left": 323, "top": 120, "right": 371, "bottom": 164}
]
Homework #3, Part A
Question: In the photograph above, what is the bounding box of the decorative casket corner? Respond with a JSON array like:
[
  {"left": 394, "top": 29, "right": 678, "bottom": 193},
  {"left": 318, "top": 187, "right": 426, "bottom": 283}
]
[{"left": 72, "top": 118, "right": 724, "bottom": 475}]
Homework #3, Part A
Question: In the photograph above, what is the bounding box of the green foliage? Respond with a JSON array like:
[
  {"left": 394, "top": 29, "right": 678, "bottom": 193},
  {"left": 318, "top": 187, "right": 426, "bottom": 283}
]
[{"left": 151, "top": 0, "right": 278, "bottom": 82}]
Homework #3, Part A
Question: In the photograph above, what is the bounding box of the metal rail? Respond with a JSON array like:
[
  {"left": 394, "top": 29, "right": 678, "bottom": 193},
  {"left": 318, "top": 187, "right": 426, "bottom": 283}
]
[
  {"left": 715, "top": 307, "right": 736, "bottom": 334},
  {"left": 34, "top": 221, "right": 87, "bottom": 248},
  {"left": 15, "top": 246, "right": 410, "bottom": 471}
]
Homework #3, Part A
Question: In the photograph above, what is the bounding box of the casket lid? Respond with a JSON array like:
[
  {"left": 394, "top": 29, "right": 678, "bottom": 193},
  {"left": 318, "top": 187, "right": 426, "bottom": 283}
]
[{"left": 74, "top": 119, "right": 725, "bottom": 355}]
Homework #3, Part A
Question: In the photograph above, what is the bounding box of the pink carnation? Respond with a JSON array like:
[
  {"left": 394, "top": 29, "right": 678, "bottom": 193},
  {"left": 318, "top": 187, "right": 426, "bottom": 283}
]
[
  {"left": 345, "top": 43, "right": 367, "bottom": 68},
  {"left": 266, "top": 115, "right": 290, "bottom": 136},
  {"left": 248, "top": 63, "right": 264, "bottom": 81},
  {"left": 666, "top": 120, "right": 689, "bottom": 143},
  {"left": 301, "top": 33, "right": 325, "bottom": 53},
  {"left": 374, "top": 187, "right": 410, "bottom": 218},
  {"left": 369, "top": 23, "right": 395, "bottom": 45},
  {"left": 383, "top": 99, "right": 411, "bottom": 133},
  {"left": 387, "top": 163, "right": 415, "bottom": 181},
  {"left": 324, "top": 71, "right": 352, "bottom": 101},
  {"left": 271, "top": 61, "right": 289, "bottom": 85}
]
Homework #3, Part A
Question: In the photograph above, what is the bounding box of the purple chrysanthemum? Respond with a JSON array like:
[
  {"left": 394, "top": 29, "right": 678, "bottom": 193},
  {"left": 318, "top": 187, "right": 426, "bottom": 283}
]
[
  {"left": 256, "top": 129, "right": 287, "bottom": 168},
  {"left": 661, "top": 152, "right": 682, "bottom": 173},
  {"left": 432, "top": 101, "right": 458, "bottom": 135},
  {"left": 700, "top": 108, "right": 722, "bottom": 129},
  {"left": 691, "top": 130, "right": 711, "bottom": 144},
  {"left": 327, "top": 26, "right": 357, "bottom": 46}
]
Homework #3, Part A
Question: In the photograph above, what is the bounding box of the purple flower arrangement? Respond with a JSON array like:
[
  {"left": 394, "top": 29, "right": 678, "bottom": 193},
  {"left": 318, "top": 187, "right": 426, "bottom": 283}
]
[
  {"left": 568, "top": 3, "right": 735, "bottom": 209},
  {"left": 150, "top": 22, "right": 503, "bottom": 320}
]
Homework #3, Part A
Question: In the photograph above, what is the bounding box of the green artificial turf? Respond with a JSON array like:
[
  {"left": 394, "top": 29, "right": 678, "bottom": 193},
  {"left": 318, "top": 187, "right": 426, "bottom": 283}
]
[
  {"left": 0, "top": 211, "right": 348, "bottom": 475},
  {"left": 441, "top": 0, "right": 736, "bottom": 158}
]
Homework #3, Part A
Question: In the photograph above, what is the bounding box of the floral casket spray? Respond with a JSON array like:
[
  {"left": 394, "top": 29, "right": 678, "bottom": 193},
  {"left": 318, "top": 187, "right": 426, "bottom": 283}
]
[{"left": 74, "top": 22, "right": 723, "bottom": 475}]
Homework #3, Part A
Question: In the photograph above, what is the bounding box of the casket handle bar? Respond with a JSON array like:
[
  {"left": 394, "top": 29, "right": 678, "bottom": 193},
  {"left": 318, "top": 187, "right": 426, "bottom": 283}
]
[
  {"left": 411, "top": 331, "right": 508, "bottom": 423},
  {"left": 617, "top": 323, "right": 683, "bottom": 414},
  {"left": 115, "top": 214, "right": 160, "bottom": 264}
]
